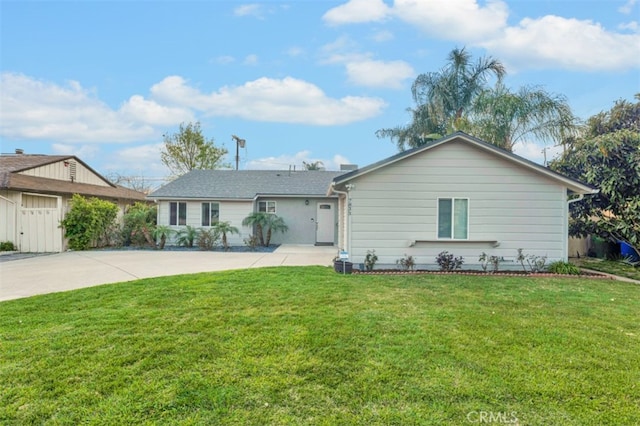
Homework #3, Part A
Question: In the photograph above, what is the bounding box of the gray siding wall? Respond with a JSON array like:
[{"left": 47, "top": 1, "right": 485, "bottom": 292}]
[
  {"left": 257, "top": 197, "right": 337, "bottom": 245},
  {"left": 347, "top": 140, "right": 569, "bottom": 269}
]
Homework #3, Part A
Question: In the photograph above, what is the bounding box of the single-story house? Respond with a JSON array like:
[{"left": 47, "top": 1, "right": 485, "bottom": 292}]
[
  {"left": 147, "top": 169, "right": 348, "bottom": 246},
  {"left": 0, "top": 151, "right": 147, "bottom": 252},
  {"left": 328, "top": 132, "right": 599, "bottom": 270}
]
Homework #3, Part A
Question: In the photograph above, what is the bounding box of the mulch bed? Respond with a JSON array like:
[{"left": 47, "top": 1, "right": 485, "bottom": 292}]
[{"left": 349, "top": 269, "right": 612, "bottom": 279}]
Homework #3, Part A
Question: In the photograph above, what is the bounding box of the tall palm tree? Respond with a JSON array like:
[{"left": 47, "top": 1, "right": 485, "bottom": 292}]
[
  {"left": 378, "top": 47, "right": 505, "bottom": 151},
  {"left": 469, "top": 84, "right": 578, "bottom": 152},
  {"left": 412, "top": 47, "right": 506, "bottom": 127}
]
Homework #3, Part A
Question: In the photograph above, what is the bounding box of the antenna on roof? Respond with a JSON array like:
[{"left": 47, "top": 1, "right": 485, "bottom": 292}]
[{"left": 231, "top": 135, "right": 246, "bottom": 170}]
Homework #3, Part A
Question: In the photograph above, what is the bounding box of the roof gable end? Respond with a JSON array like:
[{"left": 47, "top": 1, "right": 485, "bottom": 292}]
[{"left": 333, "top": 132, "right": 598, "bottom": 195}]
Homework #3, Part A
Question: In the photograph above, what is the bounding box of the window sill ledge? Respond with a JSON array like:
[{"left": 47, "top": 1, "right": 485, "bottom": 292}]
[{"left": 409, "top": 240, "right": 500, "bottom": 247}]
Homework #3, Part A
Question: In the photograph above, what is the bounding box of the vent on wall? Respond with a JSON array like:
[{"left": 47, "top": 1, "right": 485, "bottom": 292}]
[{"left": 69, "top": 161, "right": 76, "bottom": 182}]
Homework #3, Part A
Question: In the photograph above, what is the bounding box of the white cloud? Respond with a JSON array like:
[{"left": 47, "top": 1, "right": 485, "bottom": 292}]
[
  {"left": 243, "top": 54, "right": 259, "bottom": 66},
  {"left": 619, "top": 0, "right": 637, "bottom": 14},
  {"left": 319, "top": 36, "right": 413, "bottom": 88},
  {"left": 346, "top": 59, "right": 415, "bottom": 89},
  {"left": 481, "top": 15, "right": 640, "bottom": 71},
  {"left": 285, "top": 46, "right": 305, "bottom": 57},
  {"left": 234, "top": 4, "right": 263, "bottom": 18},
  {"left": 0, "top": 73, "right": 178, "bottom": 143},
  {"left": 323, "top": 0, "right": 390, "bottom": 25},
  {"left": 102, "top": 143, "right": 169, "bottom": 177},
  {"left": 372, "top": 30, "right": 394, "bottom": 42},
  {"left": 245, "top": 151, "right": 351, "bottom": 171},
  {"left": 619, "top": 21, "right": 639, "bottom": 32},
  {"left": 393, "top": 0, "right": 509, "bottom": 41},
  {"left": 52, "top": 143, "right": 100, "bottom": 160},
  {"left": 215, "top": 55, "right": 235, "bottom": 65},
  {"left": 323, "top": 0, "right": 640, "bottom": 71},
  {"left": 119, "top": 95, "right": 194, "bottom": 126},
  {"left": 150, "top": 75, "right": 386, "bottom": 125}
]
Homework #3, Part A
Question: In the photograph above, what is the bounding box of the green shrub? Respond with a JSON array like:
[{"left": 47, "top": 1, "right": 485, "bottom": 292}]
[
  {"left": 0, "top": 241, "right": 16, "bottom": 251},
  {"left": 197, "top": 228, "right": 220, "bottom": 250},
  {"left": 547, "top": 261, "right": 581, "bottom": 275},
  {"left": 61, "top": 194, "right": 119, "bottom": 250},
  {"left": 122, "top": 202, "right": 157, "bottom": 247}
]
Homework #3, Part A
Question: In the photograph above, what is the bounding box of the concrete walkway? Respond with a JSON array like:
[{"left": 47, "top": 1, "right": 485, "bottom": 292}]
[{"left": 0, "top": 245, "right": 337, "bottom": 302}]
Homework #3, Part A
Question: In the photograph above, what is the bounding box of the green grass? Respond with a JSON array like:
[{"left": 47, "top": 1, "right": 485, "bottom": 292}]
[
  {"left": 1, "top": 266, "right": 639, "bottom": 425},
  {"left": 571, "top": 257, "right": 640, "bottom": 281}
]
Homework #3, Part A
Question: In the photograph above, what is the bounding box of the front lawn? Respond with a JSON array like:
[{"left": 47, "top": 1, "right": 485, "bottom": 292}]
[{"left": 1, "top": 267, "right": 638, "bottom": 425}]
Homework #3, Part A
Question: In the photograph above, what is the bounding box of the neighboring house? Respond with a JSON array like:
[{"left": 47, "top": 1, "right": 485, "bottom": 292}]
[
  {"left": 0, "top": 152, "right": 147, "bottom": 252},
  {"left": 147, "top": 169, "right": 347, "bottom": 246},
  {"left": 328, "top": 132, "right": 599, "bottom": 270}
]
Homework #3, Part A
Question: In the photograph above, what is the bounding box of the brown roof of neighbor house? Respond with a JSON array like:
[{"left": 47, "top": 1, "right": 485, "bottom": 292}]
[{"left": 0, "top": 154, "right": 147, "bottom": 201}]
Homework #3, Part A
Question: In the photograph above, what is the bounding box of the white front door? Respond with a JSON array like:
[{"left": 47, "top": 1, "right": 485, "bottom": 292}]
[{"left": 316, "top": 203, "right": 335, "bottom": 245}]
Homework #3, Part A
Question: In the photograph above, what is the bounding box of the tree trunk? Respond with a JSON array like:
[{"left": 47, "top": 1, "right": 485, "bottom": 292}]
[{"left": 257, "top": 224, "right": 265, "bottom": 246}]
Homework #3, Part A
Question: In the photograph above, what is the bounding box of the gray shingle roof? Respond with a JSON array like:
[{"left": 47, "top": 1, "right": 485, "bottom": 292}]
[{"left": 148, "top": 170, "right": 347, "bottom": 200}]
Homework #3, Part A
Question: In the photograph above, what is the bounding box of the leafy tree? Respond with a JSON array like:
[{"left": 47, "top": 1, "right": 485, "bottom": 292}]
[
  {"left": 469, "top": 84, "right": 577, "bottom": 151},
  {"left": 303, "top": 161, "right": 324, "bottom": 170},
  {"left": 550, "top": 95, "right": 640, "bottom": 256},
  {"left": 213, "top": 221, "right": 239, "bottom": 250},
  {"left": 160, "top": 122, "right": 229, "bottom": 177},
  {"left": 61, "top": 194, "right": 119, "bottom": 250},
  {"left": 242, "top": 212, "right": 288, "bottom": 247}
]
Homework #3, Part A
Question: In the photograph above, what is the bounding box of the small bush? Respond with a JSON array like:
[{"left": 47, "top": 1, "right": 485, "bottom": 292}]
[
  {"left": 479, "top": 252, "right": 501, "bottom": 273},
  {"left": 517, "top": 248, "right": 547, "bottom": 273},
  {"left": 547, "top": 261, "right": 581, "bottom": 275},
  {"left": 364, "top": 250, "right": 378, "bottom": 271},
  {"left": 243, "top": 234, "right": 260, "bottom": 251},
  {"left": 197, "top": 228, "right": 220, "bottom": 250},
  {"left": 0, "top": 241, "right": 16, "bottom": 251},
  {"left": 396, "top": 254, "right": 416, "bottom": 271},
  {"left": 436, "top": 251, "right": 463, "bottom": 272}
]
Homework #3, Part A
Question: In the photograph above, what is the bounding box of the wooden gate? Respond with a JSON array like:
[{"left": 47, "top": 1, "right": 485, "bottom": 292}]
[{"left": 19, "top": 208, "right": 62, "bottom": 252}]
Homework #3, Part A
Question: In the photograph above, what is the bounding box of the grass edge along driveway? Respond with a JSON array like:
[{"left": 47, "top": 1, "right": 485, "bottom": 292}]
[{"left": 1, "top": 266, "right": 638, "bottom": 425}]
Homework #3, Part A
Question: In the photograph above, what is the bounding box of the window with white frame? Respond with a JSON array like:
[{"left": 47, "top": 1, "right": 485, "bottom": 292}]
[
  {"left": 201, "top": 202, "right": 220, "bottom": 226},
  {"left": 258, "top": 200, "right": 276, "bottom": 214},
  {"left": 437, "top": 198, "right": 468, "bottom": 239},
  {"left": 169, "top": 202, "right": 187, "bottom": 226}
]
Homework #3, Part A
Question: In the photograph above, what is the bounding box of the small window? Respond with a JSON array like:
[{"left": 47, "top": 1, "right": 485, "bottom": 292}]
[
  {"left": 201, "top": 202, "right": 220, "bottom": 226},
  {"left": 320, "top": 204, "right": 331, "bottom": 210},
  {"left": 437, "top": 198, "right": 468, "bottom": 239},
  {"left": 169, "top": 202, "right": 187, "bottom": 226},
  {"left": 258, "top": 201, "right": 276, "bottom": 214}
]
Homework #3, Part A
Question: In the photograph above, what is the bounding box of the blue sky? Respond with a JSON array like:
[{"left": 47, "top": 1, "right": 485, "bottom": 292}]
[{"left": 1, "top": 0, "right": 639, "bottom": 186}]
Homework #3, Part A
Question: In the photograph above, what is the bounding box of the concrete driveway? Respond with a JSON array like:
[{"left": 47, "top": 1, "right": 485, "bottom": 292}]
[{"left": 0, "top": 245, "right": 337, "bottom": 302}]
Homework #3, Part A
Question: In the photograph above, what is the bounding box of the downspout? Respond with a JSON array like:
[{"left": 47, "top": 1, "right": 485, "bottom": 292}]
[{"left": 329, "top": 182, "right": 350, "bottom": 254}]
